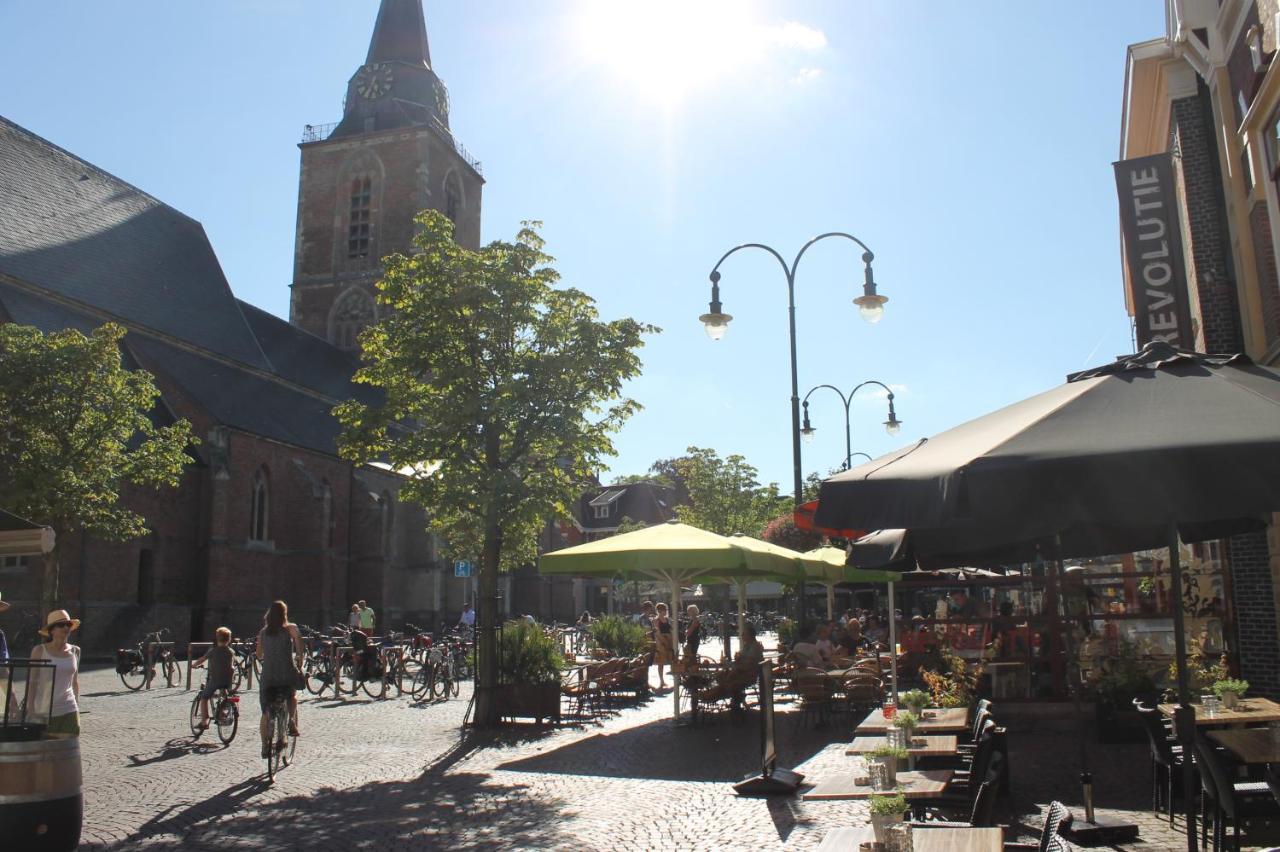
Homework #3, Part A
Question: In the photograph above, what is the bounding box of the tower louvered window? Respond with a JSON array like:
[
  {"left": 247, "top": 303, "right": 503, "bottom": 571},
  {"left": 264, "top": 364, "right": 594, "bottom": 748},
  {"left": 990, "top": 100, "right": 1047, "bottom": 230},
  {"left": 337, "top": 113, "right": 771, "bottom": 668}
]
[{"left": 348, "top": 177, "right": 372, "bottom": 258}]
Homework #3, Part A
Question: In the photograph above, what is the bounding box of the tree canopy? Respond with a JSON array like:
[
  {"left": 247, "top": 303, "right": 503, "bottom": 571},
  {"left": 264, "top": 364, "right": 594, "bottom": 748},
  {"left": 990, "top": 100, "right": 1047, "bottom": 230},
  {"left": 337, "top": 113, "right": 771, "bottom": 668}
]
[
  {"left": 0, "top": 323, "right": 195, "bottom": 607},
  {"left": 670, "top": 446, "right": 789, "bottom": 538},
  {"left": 335, "top": 211, "right": 657, "bottom": 570}
]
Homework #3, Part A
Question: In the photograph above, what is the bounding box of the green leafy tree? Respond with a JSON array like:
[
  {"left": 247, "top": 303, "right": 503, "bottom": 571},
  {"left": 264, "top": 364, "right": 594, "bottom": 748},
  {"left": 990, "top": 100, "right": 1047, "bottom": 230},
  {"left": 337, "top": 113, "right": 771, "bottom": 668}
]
[
  {"left": 672, "top": 447, "right": 789, "bottom": 537},
  {"left": 0, "top": 323, "right": 195, "bottom": 612},
  {"left": 334, "top": 211, "right": 656, "bottom": 726}
]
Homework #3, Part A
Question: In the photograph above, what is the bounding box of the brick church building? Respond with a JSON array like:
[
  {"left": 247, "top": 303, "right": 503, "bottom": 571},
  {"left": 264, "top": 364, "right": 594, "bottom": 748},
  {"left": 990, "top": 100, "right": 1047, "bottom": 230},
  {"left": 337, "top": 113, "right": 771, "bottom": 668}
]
[{"left": 0, "top": 0, "right": 485, "bottom": 650}]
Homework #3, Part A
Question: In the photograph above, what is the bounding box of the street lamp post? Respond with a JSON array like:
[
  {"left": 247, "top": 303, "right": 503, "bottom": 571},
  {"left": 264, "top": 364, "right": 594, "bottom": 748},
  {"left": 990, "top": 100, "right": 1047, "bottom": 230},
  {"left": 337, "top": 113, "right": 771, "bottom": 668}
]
[
  {"left": 700, "top": 234, "right": 887, "bottom": 508},
  {"left": 800, "top": 381, "right": 902, "bottom": 471}
]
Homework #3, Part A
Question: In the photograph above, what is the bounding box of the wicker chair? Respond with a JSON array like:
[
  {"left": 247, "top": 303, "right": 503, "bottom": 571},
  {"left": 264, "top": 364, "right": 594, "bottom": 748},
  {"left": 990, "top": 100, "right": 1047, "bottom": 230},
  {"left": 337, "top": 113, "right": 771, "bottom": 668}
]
[
  {"left": 1194, "top": 730, "right": 1279, "bottom": 851},
  {"left": 795, "top": 668, "right": 834, "bottom": 729},
  {"left": 1134, "top": 699, "right": 1187, "bottom": 822}
]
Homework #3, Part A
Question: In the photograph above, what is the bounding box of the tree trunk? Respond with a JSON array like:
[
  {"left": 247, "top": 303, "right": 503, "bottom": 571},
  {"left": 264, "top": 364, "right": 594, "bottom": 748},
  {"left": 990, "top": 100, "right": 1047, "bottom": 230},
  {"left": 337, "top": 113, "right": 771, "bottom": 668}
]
[
  {"left": 472, "top": 521, "right": 502, "bottom": 728},
  {"left": 41, "top": 542, "right": 60, "bottom": 616}
]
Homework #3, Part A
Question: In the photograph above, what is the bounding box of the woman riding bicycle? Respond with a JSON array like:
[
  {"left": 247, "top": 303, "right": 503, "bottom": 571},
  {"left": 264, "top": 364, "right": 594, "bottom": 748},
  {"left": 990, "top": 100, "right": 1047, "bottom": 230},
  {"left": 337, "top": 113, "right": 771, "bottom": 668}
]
[{"left": 256, "top": 600, "right": 304, "bottom": 758}]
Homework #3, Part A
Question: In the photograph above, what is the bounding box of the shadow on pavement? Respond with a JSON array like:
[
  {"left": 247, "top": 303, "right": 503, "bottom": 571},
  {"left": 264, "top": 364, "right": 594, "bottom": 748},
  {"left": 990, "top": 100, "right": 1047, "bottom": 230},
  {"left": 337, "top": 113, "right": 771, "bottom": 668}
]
[
  {"left": 111, "top": 771, "right": 569, "bottom": 851},
  {"left": 126, "top": 736, "right": 224, "bottom": 767},
  {"left": 495, "top": 707, "right": 842, "bottom": 783}
]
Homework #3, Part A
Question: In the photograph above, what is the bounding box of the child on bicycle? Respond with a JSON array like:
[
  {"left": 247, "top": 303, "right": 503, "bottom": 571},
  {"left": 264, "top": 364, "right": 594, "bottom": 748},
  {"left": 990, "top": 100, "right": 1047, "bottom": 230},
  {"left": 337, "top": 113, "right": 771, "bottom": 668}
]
[{"left": 191, "top": 627, "right": 234, "bottom": 731}]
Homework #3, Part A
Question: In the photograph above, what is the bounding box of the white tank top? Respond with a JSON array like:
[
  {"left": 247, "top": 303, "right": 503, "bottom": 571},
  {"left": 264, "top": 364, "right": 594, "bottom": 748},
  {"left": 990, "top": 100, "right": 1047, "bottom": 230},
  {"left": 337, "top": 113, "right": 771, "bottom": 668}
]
[{"left": 34, "top": 644, "right": 80, "bottom": 717}]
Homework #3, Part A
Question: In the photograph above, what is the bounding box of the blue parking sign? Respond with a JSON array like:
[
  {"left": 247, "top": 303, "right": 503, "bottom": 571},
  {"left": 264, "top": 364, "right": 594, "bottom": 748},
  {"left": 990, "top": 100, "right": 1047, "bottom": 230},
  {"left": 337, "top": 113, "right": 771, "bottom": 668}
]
[{"left": 454, "top": 560, "right": 473, "bottom": 578}]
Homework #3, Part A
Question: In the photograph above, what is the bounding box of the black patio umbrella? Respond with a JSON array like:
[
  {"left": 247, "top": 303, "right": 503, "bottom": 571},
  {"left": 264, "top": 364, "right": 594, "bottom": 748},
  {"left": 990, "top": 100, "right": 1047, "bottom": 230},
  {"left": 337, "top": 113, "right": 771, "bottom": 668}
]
[{"left": 815, "top": 342, "right": 1280, "bottom": 852}]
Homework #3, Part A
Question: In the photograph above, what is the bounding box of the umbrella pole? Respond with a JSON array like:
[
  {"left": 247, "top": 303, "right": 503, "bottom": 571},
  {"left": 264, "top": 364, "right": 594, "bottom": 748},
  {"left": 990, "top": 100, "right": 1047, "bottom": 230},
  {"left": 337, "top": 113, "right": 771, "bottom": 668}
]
[
  {"left": 888, "top": 580, "right": 898, "bottom": 702},
  {"left": 1167, "top": 523, "right": 1198, "bottom": 852},
  {"left": 738, "top": 582, "right": 748, "bottom": 644},
  {"left": 672, "top": 577, "right": 682, "bottom": 723},
  {"left": 826, "top": 582, "right": 835, "bottom": 621}
]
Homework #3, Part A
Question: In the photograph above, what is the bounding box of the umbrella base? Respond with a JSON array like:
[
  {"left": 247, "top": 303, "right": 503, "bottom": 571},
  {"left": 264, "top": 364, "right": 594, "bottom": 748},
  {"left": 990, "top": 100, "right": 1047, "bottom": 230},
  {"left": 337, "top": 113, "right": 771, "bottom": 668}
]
[
  {"left": 733, "top": 768, "right": 804, "bottom": 797},
  {"left": 1060, "top": 812, "right": 1139, "bottom": 845}
]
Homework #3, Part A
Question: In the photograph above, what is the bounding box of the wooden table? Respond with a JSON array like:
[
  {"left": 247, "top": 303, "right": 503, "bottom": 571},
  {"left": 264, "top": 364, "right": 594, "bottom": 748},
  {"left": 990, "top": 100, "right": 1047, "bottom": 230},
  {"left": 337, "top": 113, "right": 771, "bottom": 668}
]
[
  {"left": 804, "top": 769, "right": 953, "bottom": 801},
  {"left": 1158, "top": 697, "right": 1280, "bottom": 726},
  {"left": 816, "top": 825, "right": 1001, "bottom": 852},
  {"left": 855, "top": 707, "right": 970, "bottom": 735},
  {"left": 847, "top": 735, "right": 958, "bottom": 758},
  {"left": 1208, "top": 727, "right": 1280, "bottom": 764}
]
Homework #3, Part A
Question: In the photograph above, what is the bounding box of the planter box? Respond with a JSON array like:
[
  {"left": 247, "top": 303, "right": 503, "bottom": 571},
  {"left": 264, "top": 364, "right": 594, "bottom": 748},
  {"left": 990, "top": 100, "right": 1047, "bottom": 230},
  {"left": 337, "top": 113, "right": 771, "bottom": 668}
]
[
  {"left": 496, "top": 682, "right": 561, "bottom": 724},
  {"left": 1095, "top": 699, "right": 1146, "bottom": 744}
]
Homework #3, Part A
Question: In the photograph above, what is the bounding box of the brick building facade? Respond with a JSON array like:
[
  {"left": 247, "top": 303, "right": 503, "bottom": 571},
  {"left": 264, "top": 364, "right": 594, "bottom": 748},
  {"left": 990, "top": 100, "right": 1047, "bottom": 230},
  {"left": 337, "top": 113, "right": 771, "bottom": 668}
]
[
  {"left": 0, "top": 0, "right": 483, "bottom": 653},
  {"left": 1122, "top": 0, "right": 1280, "bottom": 695}
]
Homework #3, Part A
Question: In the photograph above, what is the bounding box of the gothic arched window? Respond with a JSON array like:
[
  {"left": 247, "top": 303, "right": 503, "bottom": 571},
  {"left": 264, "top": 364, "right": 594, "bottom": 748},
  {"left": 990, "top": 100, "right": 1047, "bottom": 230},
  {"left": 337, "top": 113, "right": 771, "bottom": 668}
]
[
  {"left": 330, "top": 288, "right": 376, "bottom": 351},
  {"left": 347, "top": 176, "right": 373, "bottom": 259},
  {"left": 381, "top": 491, "right": 394, "bottom": 557},
  {"left": 321, "top": 480, "right": 334, "bottom": 548},
  {"left": 250, "top": 467, "right": 270, "bottom": 542},
  {"left": 443, "top": 173, "right": 463, "bottom": 225}
]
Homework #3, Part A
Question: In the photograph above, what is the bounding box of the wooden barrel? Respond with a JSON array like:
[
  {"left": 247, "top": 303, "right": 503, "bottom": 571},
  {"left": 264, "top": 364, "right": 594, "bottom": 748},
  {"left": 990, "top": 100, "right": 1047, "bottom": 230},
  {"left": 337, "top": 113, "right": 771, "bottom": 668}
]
[{"left": 0, "top": 736, "right": 83, "bottom": 852}]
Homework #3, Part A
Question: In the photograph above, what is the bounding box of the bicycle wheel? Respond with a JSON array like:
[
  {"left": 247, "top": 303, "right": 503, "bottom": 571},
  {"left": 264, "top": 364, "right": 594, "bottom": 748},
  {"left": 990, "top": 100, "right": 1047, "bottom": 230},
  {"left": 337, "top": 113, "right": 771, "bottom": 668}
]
[
  {"left": 410, "top": 664, "right": 434, "bottom": 701},
  {"left": 164, "top": 657, "right": 180, "bottom": 688},
  {"left": 432, "top": 659, "right": 452, "bottom": 700},
  {"left": 449, "top": 667, "right": 460, "bottom": 698},
  {"left": 120, "top": 661, "right": 146, "bottom": 691},
  {"left": 361, "top": 666, "right": 387, "bottom": 700},
  {"left": 341, "top": 659, "right": 360, "bottom": 697},
  {"left": 189, "top": 694, "right": 203, "bottom": 736},
  {"left": 274, "top": 710, "right": 292, "bottom": 773},
  {"left": 303, "top": 658, "right": 326, "bottom": 696},
  {"left": 231, "top": 661, "right": 244, "bottom": 693},
  {"left": 215, "top": 697, "right": 238, "bottom": 745}
]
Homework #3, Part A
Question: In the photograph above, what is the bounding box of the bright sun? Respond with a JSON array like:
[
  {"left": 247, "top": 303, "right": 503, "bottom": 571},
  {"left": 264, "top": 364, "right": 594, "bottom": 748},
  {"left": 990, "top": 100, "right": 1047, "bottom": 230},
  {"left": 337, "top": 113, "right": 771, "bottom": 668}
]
[{"left": 571, "top": 0, "right": 826, "bottom": 107}]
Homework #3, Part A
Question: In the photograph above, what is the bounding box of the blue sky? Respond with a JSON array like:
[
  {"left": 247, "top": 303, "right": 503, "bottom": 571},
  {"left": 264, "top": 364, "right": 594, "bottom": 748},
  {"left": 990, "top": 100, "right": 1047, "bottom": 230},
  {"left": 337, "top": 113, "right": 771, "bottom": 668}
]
[{"left": 0, "top": 1, "right": 1162, "bottom": 491}]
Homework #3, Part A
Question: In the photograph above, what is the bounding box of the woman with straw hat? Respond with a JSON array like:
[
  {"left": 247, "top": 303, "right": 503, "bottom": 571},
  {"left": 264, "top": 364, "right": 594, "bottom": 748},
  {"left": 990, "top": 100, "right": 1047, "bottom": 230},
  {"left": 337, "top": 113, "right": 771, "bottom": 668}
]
[{"left": 30, "top": 608, "right": 82, "bottom": 737}]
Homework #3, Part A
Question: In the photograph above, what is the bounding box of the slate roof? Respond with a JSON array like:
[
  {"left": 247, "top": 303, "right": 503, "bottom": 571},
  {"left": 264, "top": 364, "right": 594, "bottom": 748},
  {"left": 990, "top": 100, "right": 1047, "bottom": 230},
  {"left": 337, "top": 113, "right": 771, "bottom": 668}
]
[
  {"left": 0, "top": 118, "right": 386, "bottom": 459},
  {"left": 0, "top": 117, "right": 271, "bottom": 371},
  {"left": 237, "top": 299, "right": 380, "bottom": 407}
]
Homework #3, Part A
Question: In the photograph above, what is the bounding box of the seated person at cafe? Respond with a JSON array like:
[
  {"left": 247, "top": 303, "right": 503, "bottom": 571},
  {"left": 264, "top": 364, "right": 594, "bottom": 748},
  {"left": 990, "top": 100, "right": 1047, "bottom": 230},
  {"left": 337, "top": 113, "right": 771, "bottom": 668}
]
[
  {"left": 949, "top": 588, "right": 981, "bottom": 619},
  {"left": 791, "top": 629, "right": 826, "bottom": 669},
  {"left": 815, "top": 622, "right": 835, "bottom": 663},
  {"left": 864, "top": 615, "right": 887, "bottom": 646},
  {"left": 697, "top": 624, "right": 764, "bottom": 710}
]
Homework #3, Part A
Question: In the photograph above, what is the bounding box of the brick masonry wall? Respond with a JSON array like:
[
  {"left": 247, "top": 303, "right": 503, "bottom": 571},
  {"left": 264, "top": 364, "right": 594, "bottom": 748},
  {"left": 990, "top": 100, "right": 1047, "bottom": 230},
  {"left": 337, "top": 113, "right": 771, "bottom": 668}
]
[
  {"left": 1171, "top": 93, "right": 1245, "bottom": 353},
  {"left": 290, "top": 127, "right": 483, "bottom": 343},
  {"left": 1227, "top": 531, "right": 1280, "bottom": 697}
]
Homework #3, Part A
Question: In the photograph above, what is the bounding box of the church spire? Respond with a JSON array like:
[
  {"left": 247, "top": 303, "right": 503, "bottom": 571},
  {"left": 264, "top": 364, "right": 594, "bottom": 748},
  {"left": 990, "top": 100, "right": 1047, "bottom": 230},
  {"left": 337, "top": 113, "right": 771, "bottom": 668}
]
[{"left": 366, "top": 0, "right": 432, "bottom": 68}]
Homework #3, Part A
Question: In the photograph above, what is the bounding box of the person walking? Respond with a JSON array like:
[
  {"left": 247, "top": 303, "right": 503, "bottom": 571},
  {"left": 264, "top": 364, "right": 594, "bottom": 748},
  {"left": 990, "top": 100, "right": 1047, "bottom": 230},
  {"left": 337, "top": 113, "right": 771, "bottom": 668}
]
[
  {"left": 652, "top": 603, "right": 674, "bottom": 689},
  {"left": 357, "top": 599, "right": 376, "bottom": 632},
  {"left": 256, "top": 600, "right": 304, "bottom": 758},
  {"left": 30, "top": 609, "right": 81, "bottom": 737},
  {"left": 347, "top": 603, "right": 361, "bottom": 630}
]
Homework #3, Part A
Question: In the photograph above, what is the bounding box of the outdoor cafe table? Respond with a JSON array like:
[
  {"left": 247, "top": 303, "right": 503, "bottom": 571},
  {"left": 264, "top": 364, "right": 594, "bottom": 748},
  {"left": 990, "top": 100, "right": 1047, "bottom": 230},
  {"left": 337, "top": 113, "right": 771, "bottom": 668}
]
[
  {"left": 1207, "top": 728, "right": 1280, "bottom": 764},
  {"left": 1158, "top": 697, "right": 1280, "bottom": 727},
  {"left": 804, "top": 769, "right": 953, "bottom": 801},
  {"left": 847, "top": 735, "right": 958, "bottom": 758},
  {"left": 817, "top": 826, "right": 1001, "bottom": 852},
  {"left": 855, "top": 707, "right": 970, "bottom": 735}
]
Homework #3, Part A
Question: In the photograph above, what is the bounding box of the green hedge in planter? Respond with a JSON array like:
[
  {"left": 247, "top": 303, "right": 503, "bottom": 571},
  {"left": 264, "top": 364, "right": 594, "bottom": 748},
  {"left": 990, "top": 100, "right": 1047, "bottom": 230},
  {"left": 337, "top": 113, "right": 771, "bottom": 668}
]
[
  {"left": 589, "top": 615, "right": 650, "bottom": 658},
  {"left": 499, "top": 619, "right": 565, "bottom": 685}
]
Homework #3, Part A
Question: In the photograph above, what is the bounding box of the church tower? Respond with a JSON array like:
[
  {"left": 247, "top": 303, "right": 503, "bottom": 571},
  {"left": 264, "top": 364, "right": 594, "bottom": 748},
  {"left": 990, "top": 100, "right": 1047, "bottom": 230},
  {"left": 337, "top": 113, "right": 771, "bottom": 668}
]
[{"left": 290, "top": 0, "right": 484, "bottom": 348}]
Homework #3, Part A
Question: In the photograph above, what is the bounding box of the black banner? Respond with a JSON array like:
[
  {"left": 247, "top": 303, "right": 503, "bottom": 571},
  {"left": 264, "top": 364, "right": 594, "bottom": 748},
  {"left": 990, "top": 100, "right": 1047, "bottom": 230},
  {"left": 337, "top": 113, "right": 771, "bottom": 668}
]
[{"left": 1114, "top": 153, "right": 1195, "bottom": 348}]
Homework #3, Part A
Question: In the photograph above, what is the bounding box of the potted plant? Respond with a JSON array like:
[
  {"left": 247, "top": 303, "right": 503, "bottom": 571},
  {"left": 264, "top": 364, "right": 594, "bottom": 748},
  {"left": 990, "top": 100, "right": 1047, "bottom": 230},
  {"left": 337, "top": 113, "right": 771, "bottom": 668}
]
[
  {"left": 893, "top": 710, "right": 919, "bottom": 737},
  {"left": 776, "top": 617, "right": 797, "bottom": 652},
  {"left": 1137, "top": 576, "right": 1158, "bottom": 614},
  {"left": 1092, "top": 640, "right": 1157, "bottom": 743},
  {"left": 1214, "top": 678, "right": 1249, "bottom": 710},
  {"left": 495, "top": 619, "right": 565, "bottom": 723},
  {"left": 869, "top": 791, "right": 909, "bottom": 843},
  {"left": 588, "top": 615, "right": 649, "bottom": 658},
  {"left": 869, "top": 744, "right": 907, "bottom": 786},
  {"left": 898, "top": 689, "right": 930, "bottom": 715}
]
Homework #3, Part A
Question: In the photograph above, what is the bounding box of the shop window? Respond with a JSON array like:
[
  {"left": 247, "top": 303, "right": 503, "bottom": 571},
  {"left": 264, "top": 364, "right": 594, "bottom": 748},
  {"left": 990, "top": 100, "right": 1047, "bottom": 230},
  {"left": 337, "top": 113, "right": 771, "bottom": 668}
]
[{"left": 0, "top": 555, "right": 27, "bottom": 573}]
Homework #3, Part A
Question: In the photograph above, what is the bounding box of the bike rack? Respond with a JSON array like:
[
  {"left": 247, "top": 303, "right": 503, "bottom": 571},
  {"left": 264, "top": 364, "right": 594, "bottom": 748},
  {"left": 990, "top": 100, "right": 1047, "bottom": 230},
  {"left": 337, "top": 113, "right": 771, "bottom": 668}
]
[{"left": 185, "top": 642, "right": 212, "bottom": 691}]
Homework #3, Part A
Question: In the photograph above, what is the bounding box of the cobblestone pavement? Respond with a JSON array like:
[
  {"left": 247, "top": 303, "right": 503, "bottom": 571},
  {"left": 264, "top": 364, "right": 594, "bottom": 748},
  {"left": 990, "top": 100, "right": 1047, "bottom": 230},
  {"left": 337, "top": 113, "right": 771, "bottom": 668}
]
[{"left": 72, "top": 664, "right": 1280, "bottom": 850}]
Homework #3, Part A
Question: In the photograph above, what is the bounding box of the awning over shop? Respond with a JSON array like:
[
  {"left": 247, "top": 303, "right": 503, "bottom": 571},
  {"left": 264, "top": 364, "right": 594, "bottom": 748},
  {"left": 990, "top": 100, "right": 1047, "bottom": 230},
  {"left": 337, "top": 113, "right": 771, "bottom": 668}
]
[{"left": 0, "top": 509, "right": 55, "bottom": 557}]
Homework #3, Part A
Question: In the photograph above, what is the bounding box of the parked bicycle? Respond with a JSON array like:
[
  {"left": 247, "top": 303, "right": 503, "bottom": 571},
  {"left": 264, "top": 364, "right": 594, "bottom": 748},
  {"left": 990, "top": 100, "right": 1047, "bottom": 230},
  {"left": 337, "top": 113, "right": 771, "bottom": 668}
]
[
  {"left": 299, "top": 625, "right": 343, "bottom": 699},
  {"left": 115, "top": 628, "right": 179, "bottom": 691},
  {"left": 230, "top": 641, "right": 260, "bottom": 691},
  {"left": 263, "top": 686, "right": 296, "bottom": 782}
]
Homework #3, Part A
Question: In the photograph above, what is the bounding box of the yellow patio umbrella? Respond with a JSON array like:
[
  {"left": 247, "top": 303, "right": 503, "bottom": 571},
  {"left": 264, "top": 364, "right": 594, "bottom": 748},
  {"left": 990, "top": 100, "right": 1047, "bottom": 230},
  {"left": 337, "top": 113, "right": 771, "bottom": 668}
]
[{"left": 539, "top": 521, "right": 798, "bottom": 720}]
